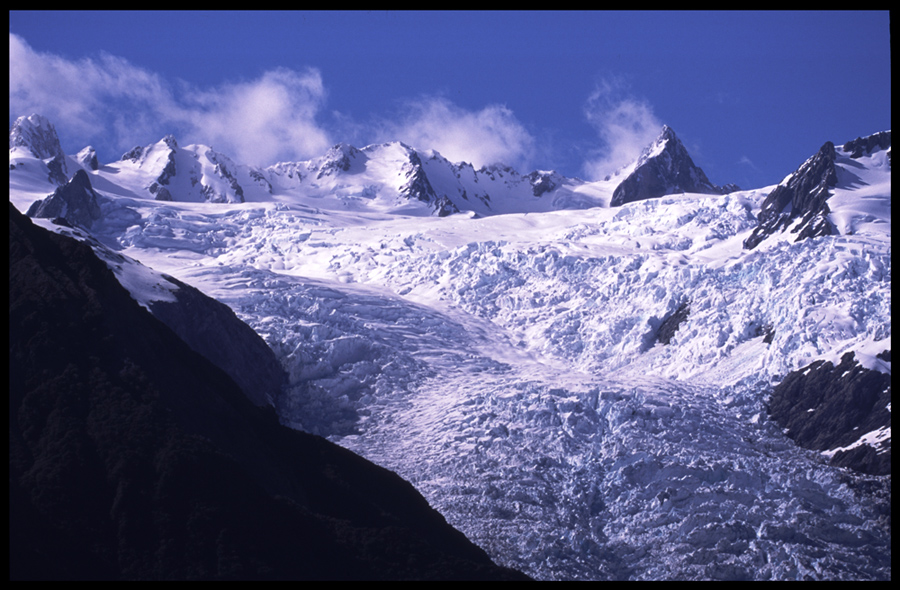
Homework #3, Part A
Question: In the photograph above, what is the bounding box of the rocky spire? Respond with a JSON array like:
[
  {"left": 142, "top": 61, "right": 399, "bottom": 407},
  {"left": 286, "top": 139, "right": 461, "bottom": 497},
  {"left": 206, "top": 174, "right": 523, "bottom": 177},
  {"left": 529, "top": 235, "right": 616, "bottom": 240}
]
[
  {"left": 26, "top": 169, "right": 102, "bottom": 229},
  {"left": 610, "top": 126, "right": 730, "bottom": 206}
]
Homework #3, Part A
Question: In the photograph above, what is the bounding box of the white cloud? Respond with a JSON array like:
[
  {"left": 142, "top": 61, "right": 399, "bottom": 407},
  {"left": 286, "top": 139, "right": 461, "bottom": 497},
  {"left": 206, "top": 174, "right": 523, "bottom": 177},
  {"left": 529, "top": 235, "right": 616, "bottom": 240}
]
[
  {"left": 9, "top": 33, "right": 178, "bottom": 150},
  {"left": 378, "top": 96, "right": 536, "bottom": 170},
  {"left": 182, "top": 68, "right": 332, "bottom": 166},
  {"left": 9, "top": 33, "right": 332, "bottom": 166},
  {"left": 582, "top": 78, "right": 664, "bottom": 181},
  {"left": 10, "top": 33, "right": 534, "bottom": 170},
  {"left": 738, "top": 155, "right": 760, "bottom": 170}
]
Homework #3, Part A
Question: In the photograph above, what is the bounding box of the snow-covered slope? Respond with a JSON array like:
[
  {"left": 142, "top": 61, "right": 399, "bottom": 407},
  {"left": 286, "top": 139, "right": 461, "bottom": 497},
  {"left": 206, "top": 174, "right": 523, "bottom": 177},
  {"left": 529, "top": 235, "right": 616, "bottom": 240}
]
[
  {"left": 9, "top": 115, "right": 891, "bottom": 580},
  {"left": 113, "top": 135, "right": 248, "bottom": 203}
]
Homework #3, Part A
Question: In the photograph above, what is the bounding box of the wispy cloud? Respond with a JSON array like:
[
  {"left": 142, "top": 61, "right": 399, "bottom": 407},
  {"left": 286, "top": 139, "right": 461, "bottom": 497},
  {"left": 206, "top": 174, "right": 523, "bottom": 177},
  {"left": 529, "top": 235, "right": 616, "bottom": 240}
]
[
  {"left": 180, "top": 68, "right": 332, "bottom": 166},
  {"left": 374, "top": 96, "right": 537, "bottom": 171},
  {"left": 738, "top": 155, "right": 759, "bottom": 170},
  {"left": 581, "top": 77, "right": 664, "bottom": 181},
  {"left": 10, "top": 33, "right": 177, "bottom": 150},
  {"left": 10, "top": 34, "right": 537, "bottom": 170},
  {"left": 9, "top": 33, "right": 332, "bottom": 166}
]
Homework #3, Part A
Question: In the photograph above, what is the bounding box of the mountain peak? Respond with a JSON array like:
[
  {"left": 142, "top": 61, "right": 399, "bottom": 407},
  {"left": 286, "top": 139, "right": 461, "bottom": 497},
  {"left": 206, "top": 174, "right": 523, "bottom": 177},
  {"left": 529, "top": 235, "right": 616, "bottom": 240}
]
[
  {"left": 610, "top": 125, "right": 727, "bottom": 206},
  {"left": 9, "top": 114, "right": 57, "bottom": 152},
  {"left": 160, "top": 134, "right": 178, "bottom": 151},
  {"left": 9, "top": 113, "right": 68, "bottom": 185},
  {"left": 743, "top": 140, "right": 839, "bottom": 250},
  {"left": 76, "top": 146, "right": 99, "bottom": 171},
  {"left": 315, "top": 142, "right": 365, "bottom": 179},
  {"left": 25, "top": 168, "right": 102, "bottom": 229},
  {"left": 658, "top": 124, "right": 677, "bottom": 142}
]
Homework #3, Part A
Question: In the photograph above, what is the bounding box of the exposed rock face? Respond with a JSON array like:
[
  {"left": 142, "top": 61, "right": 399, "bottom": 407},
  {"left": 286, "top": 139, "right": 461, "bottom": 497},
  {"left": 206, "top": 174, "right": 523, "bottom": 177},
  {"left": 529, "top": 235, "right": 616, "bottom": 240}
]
[
  {"left": 9, "top": 113, "right": 69, "bottom": 185},
  {"left": 154, "top": 186, "right": 173, "bottom": 201},
  {"left": 8, "top": 204, "right": 529, "bottom": 581},
  {"left": 315, "top": 143, "right": 365, "bottom": 179},
  {"left": 122, "top": 145, "right": 145, "bottom": 161},
  {"left": 611, "top": 126, "right": 728, "bottom": 206},
  {"left": 527, "top": 171, "right": 559, "bottom": 197},
  {"left": 655, "top": 301, "right": 690, "bottom": 345},
  {"left": 26, "top": 169, "right": 102, "bottom": 229},
  {"left": 401, "top": 150, "right": 460, "bottom": 217},
  {"left": 123, "top": 136, "right": 247, "bottom": 204},
  {"left": 157, "top": 137, "right": 179, "bottom": 182},
  {"left": 432, "top": 194, "right": 461, "bottom": 217},
  {"left": 843, "top": 130, "right": 891, "bottom": 160},
  {"left": 743, "top": 141, "right": 838, "bottom": 250},
  {"left": 767, "top": 351, "right": 891, "bottom": 475},
  {"left": 145, "top": 136, "right": 179, "bottom": 200},
  {"left": 201, "top": 147, "right": 245, "bottom": 203}
]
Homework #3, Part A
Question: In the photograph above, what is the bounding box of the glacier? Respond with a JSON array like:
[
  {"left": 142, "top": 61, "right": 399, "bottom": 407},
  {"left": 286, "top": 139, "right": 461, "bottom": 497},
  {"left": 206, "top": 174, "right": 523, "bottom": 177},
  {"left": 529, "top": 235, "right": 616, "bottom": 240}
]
[{"left": 9, "top": 116, "right": 891, "bottom": 580}]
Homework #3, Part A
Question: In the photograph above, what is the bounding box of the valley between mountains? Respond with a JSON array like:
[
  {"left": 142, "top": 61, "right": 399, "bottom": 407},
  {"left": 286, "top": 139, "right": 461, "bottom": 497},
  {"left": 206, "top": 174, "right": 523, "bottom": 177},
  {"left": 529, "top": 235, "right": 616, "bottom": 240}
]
[{"left": 10, "top": 114, "right": 890, "bottom": 580}]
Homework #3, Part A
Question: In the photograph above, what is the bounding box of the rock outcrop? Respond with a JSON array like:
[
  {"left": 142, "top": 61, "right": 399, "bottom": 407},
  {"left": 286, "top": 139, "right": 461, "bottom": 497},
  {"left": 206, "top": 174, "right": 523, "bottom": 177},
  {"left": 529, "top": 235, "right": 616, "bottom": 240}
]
[
  {"left": 843, "top": 130, "right": 891, "bottom": 160},
  {"left": 767, "top": 351, "right": 891, "bottom": 475},
  {"left": 743, "top": 141, "right": 838, "bottom": 250},
  {"left": 401, "top": 149, "right": 460, "bottom": 216},
  {"left": 26, "top": 169, "right": 102, "bottom": 229}
]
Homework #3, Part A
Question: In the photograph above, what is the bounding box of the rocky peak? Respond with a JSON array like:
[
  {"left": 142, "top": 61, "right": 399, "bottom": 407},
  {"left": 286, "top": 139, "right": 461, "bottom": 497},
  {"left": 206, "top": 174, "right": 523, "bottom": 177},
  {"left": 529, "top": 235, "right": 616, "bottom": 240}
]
[
  {"left": 122, "top": 135, "right": 178, "bottom": 165},
  {"left": 9, "top": 114, "right": 69, "bottom": 185},
  {"left": 200, "top": 147, "right": 245, "bottom": 204},
  {"left": 743, "top": 141, "right": 838, "bottom": 250},
  {"left": 9, "top": 114, "right": 63, "bottom": 159},
  {"left": 25, "top": 169, "right": 102, "bottom": 229},
  {"left": 316, "top": 143, "right": 365, "bottom": 179},
  {"left": 160, "top": 134, "right": 178, "bottom": 151},
  {"left": 658, "top": 124, "right": 678, "bottom": 143},
  {"left": 147, "top": 137, "right": 180, "bottom": 199},
  {"left": 400, "top": 150, "right": 437, "bottom": 202},
  {"left": 843, "top": 130, "right": 891, "bottom": 159},
  {"left": 610, "top": 126, "right": 726, "bottom": 206}
]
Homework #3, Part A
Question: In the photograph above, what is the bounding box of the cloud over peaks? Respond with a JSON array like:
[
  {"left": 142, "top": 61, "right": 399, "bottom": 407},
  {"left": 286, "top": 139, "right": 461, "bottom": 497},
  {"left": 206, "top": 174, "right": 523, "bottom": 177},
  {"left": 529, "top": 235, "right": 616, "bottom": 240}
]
[
  {"left": 9, "top": 33, "right": 332, "bottom": 166},
  {"left": 10, "top": 33, "right": 533, "bottom": 171},
  {"left": 582, "top": 78, "right": 664, "bottom": 181},
  {"left": 182, "top": 68, "right": 332, "bottom": 166},
  {"left": 378, "top": 96, "right": 537, "bottom": 171},
  {"left": 10, "top": 33, "right": 178, "bottom": 150}
]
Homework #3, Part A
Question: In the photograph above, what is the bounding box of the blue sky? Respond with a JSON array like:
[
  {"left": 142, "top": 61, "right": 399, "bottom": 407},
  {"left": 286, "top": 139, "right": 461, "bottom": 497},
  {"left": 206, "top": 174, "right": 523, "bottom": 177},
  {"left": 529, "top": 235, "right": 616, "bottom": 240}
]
[{"left": 9, "top": 10, "right": 892, "bottom": 189}]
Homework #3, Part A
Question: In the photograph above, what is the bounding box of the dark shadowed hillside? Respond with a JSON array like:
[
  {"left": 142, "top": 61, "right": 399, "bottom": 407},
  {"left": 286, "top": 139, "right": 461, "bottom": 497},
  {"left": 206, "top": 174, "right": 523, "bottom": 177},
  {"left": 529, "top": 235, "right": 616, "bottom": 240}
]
[{"left": 8, "top": 203, "right": 529, "bottom": 581}]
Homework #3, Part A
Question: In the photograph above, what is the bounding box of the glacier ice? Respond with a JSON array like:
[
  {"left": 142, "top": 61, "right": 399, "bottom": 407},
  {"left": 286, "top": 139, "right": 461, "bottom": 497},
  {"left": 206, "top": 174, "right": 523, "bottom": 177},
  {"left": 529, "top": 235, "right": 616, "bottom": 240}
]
[
  {"left": 9, "top": 124, "right": 891, "bottom": 580},
  {"left": 76, "top": 188, "right": 889, "bottom": 581}
]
